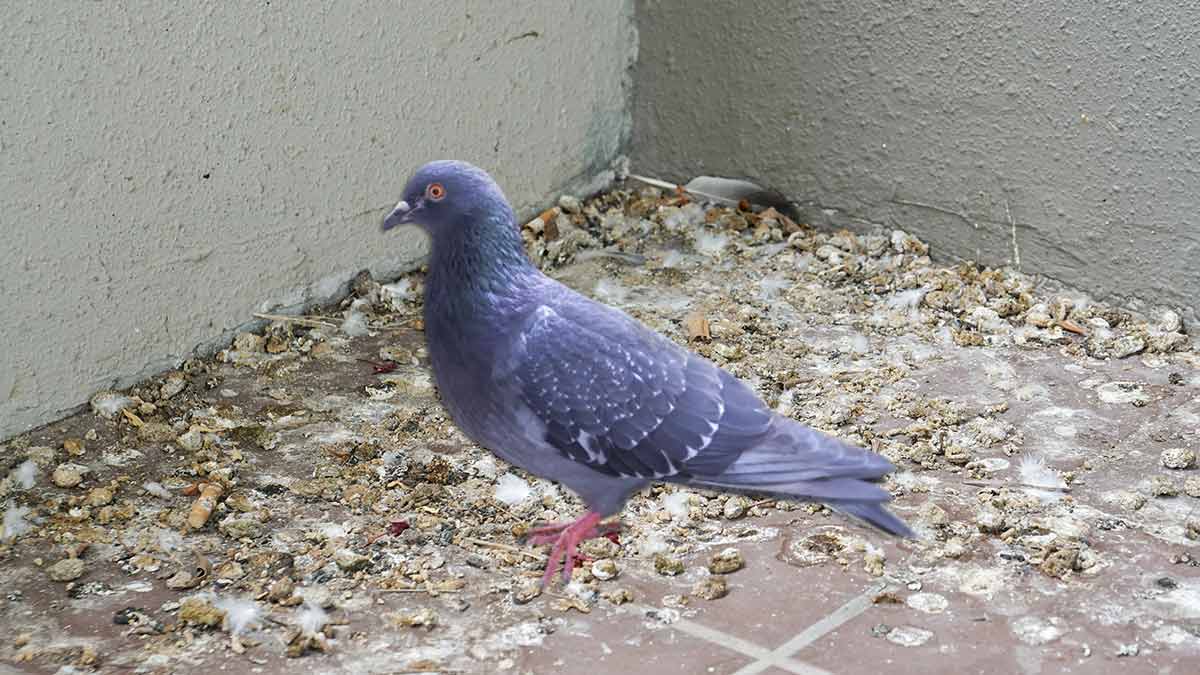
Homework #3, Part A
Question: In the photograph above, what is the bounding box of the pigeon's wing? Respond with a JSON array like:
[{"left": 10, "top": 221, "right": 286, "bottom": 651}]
[{"left": 495, "top": 302, "right": 773, "bottom": 478}]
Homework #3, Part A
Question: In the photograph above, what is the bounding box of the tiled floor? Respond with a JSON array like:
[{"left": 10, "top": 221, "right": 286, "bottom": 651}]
[{"left": 3, "top": 200, "right": 1200, "bottom": 674}]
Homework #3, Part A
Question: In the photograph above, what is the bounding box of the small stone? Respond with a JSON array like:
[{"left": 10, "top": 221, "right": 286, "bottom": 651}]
[
  {"left": 1149, "top": 475, "right": 1178, "bottom": 497},
  {"left": 268, "top": 577, "right": 295, "bottom": 602},
  {"left": 1011, "top": 616, "right": 1064, "bottom": 645},
  {"left": 890, "top": 229, "right": 929, "bottom": 255},
  {"left": 944, "top": 444, "right": 971, "bottom": 465},
  {"left": 78, "top": 645, "right": 99, "bottom": 666},
  {"left": 160, "top": 372, "right": 187, "bottom": 399},
  {"left": 1024, "top": 304, "right": 1054, "bottom": 328},
  {"left": 176, "top": 429, "right": 204, "bottom": 451},
  {"left": 1116, "top": 642, "right": 1140, "bottom": 657},
  {"left": 63, "top": 438, "right": 85, "bottom": 456},
  {"left": 137, "top": 422, "right": 175, "bottom": 443},
  {"left": 85, "top": 486, "right": 114, "bottom": 507},
  {"left": 165, "top": 569, "right": 201, "bottom": 590},
  {"left": 1160, "top": 448, "right": 1196, "bottom": 470},
  {"left": 1156, "top": 308, "right": 1183, "bottom": 333},
  {"left": 906, "top": 592, "right": 949, "bottom": 614},
  {"left": 579, "top": 536, "right": 620, "bottom": 560},
  {"left": 334, "top": 549, "right": 370, "bottom": 572},
  {"left": 886, "top": 625, "right": 933, "bottom": 647},
  {"left": 919, "top": 502, "right": 948, "bottom": 527},
  {"left": 512, "top": 577, "right": 542, "bottom": 604},
  {"left": 1186, "top": 518, "right": 1200, "bottom": 541},
  {"left": 266, "top": 335, "right": 288, "bottom": 354},
  {"left": 557, "top": 195, "right": 582, "bottom": 214},
  {"left": 1109, "top": 335, "right": 1146, "bottom": 359},
  {"left": 692, "top": 576, "right": 728, "bottom": 600},
  {"left": 233, "top": 332, "right": 266, "bottom": 352},
  {"left": 214, "top": 560, "right": 245, "bottom": 581},
  {"left": 218, "top": 515, "right": 265, "bottom": 540},
  {"left": 601, "top": 588, "right": 633, "bottom": 605},
  {"left": 1040, "top": 547, "right": 1079, "bottom": 579},
  {"left": 723, "top": 496, "right": 749, "bottom": 520},
  {"left": 52, "top": 463, "right": 88, "bottom": 488},
  {"left": 654, "top": 554, "right": 685, "bottom": 576},
  {"left": 941, "top": 537, "right": 967, "bottom": 558},
  {"left": 47, "top": 557, "right": 85, "bottom": 582},
  {"left": 590, "top": 559, "right": 619, "bottom": 581},
  {"left": 1155, "top": 576, "right": 1177, "bottom": 590},
  {"left": 976, "top": 506, "right": 1006, "bottom": 534},
  {"left": 178, "top": 596, "right": 224, "bottom": 627},
  {"left": 1112, "top": 490, "right": 1147, "bottom": 511},
  {"left": 388, "top": 607, "right": 437, "bottom": 629},
  {"left": 1184, "top": 477, "right": 1200, "bottom": 498},
  {"left": 708, "top": 548, "right": 744, "bottom": 575}
]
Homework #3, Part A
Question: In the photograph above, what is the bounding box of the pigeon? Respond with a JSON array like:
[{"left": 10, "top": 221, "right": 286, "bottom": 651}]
[{"left": 382, "top": 160, "right": 913, "bottom": 585}]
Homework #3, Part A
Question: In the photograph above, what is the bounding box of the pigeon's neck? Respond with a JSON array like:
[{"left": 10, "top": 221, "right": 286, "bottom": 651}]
[{"left": 425, "top": 211, "right": 539, "bottom": 322}]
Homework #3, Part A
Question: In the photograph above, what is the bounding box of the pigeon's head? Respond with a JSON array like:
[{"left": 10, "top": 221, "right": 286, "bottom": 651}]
[{"left": 382, "top": 160, "right": 510, "bottom": 234}]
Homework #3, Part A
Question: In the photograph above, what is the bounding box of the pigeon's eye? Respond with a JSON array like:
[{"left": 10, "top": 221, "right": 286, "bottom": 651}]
[{"left": 426, "top": 183, "right": 446, "bottom": 201}]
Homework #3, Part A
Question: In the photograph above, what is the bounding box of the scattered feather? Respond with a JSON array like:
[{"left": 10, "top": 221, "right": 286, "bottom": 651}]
[
  {"left": 2, "top": 503, "right": 34, "bottom": 540},
  {"left": 661, "top": 491, "right": 691, "bottom": 520},
  {"left": 213, "top": 596, "right": 263, "bottom": 636},
  {"left": 660, "top": 249, "right": 686, "bottom": 269},
  {"left": 757, "top": 276, "right": 792, "bottom": 301},
  {"left": 693, "top": 232, "right": 729, "bottom": 258},
  {"left": 381, "top": 278, "right": 417, "bottom": 305},
  {"left": 630, "top": 174, "right": 791, "bottom": 211},
  {"left": 1018, "top": 455, "right": 1067, "bottom": 501},
  {"left": 494, "top": 473, "right": 534, "bottom": 506},
  {"left": 340, "top": 310, "right": 369, "bottom": 337},
  {"left": 848, "top": 334, "right": 870, "bottom": 354},
  {"left": 662, "top": 203, "right": 707, "bottom": 230},
  {"left": 594, "top": 278, "right": 629, "bottom": 305},
  {"left": 887, "top": 289, "right": 925, "bottom": 312},
  {"left": 297, "top": 601, "right": 329, "bottom": 636},
  {"left": 90, "top": 391, "right": 134, "bottom": 419},
  {"left": 142, "top": 482, "right": 172, "bottom": 499},
  {"left": 12, "top": 460, "right": 36, "bottom": 489}
]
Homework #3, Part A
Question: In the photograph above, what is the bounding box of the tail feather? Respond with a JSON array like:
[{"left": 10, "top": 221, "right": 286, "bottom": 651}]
[
  {"left": 683, "top": 416, "right": 914, "bottom": 538},
  {"left": 832, "top": 501, "right": 916, "bottom": 538}
]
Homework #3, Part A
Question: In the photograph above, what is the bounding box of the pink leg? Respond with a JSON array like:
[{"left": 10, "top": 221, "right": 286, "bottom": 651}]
[{"left": 526, "top": 511, "right": 621, "bottom": 587}]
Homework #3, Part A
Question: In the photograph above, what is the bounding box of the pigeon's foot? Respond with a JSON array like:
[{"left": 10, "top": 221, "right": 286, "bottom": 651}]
[{"left": 526, "top": 511, "right": 620, "bottom": 586}]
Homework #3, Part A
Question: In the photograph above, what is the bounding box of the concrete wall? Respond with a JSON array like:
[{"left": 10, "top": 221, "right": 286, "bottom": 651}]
[
  {"left": 0, "top": 2, "right": 636, "bottom": 440},
  {"left": 633, "top": 0, "right": 1199, "bottom": 321}
]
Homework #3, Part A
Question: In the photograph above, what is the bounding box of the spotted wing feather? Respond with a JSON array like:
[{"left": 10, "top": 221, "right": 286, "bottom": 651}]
[{"left": 498, "top": 303, "right": 773, "bottom": 479}]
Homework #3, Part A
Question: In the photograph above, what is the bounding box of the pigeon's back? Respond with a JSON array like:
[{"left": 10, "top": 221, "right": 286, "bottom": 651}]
[{"left": 486, "top": 279, "right": 912, "bottom": 537}]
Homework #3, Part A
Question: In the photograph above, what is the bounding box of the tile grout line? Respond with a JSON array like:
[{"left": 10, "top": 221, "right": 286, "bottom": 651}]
[
  {"left": 728, "top": 581, "right": 886, "bottom": 675},
  {"left": 637, "top": 606, "right": 831, "bottom": 675}
]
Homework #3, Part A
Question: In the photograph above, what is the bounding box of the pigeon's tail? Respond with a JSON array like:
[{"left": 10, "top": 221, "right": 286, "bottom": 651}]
[
  {"left": 828, "top": 501, "right": 915, "bottom": 538},
  {"left": 683, "top": 417, "right": 915, "bottom": 538}
]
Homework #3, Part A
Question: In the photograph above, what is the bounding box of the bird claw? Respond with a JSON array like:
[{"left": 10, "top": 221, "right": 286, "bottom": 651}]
[
  {"left": 526, "top": 512, "right": 621, "bottom": 587},
  {"left": 520, "top": 519, "right": 621, "bottom": 546}
]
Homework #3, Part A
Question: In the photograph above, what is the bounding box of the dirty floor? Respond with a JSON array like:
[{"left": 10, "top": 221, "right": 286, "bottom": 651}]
[{"left": 2, "top": 185, "right": 1199, "bottom": 675}]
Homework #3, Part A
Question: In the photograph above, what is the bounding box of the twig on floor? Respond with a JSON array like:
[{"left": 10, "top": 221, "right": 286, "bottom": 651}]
[
  {"left": 253, "top": 312, "right": 339, "bottom": 328},
  {"left": 463, "top": 537, "right": 546, "bottom": 561},
  {"left": 963, "top": 479, "right": 1071, "bottom": 493}
]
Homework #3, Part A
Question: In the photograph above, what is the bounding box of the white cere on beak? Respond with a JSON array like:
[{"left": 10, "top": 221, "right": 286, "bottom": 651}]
[{"left": 394, "top": 199, "right": 410, "bottom": 212}]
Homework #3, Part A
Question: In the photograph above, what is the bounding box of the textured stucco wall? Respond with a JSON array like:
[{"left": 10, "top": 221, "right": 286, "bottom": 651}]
[
  {"left": 0, "top": 2, "right": 636, "bottom": 440},
  {"left": 633, "top": 0, "right": 1199, "bottom": 321}
]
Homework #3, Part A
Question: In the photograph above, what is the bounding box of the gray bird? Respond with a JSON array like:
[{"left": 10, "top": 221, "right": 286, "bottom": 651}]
[{"left": 383, "top": 160, "right": 913, "bottom": 585}]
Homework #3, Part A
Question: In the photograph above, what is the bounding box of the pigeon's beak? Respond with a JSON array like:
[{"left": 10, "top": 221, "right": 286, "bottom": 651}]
[{"left": 382, "top": 200, "right": 417, "bottom": 231}]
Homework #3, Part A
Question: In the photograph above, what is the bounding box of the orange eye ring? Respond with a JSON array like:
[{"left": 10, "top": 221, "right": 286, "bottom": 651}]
[{"left": 426, "top": 183, "right": 446, "bottom": 201}]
